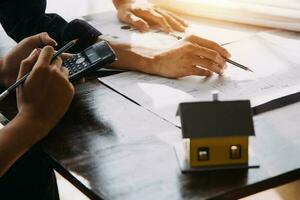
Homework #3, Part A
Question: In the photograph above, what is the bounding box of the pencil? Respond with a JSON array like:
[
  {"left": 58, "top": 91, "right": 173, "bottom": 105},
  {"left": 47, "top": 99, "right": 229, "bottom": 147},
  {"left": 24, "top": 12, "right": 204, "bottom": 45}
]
[
  {"left": 225, "top": 58, "right": 253, "bottom": 72},
  {"left": 0, "top": 39, "right": 78, "bottom": 101}
]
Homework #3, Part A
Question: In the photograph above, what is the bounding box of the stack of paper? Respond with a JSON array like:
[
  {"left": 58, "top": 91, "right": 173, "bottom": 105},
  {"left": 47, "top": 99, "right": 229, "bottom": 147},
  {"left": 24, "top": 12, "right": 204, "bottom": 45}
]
[{"left": 152, "top": 0, "right": 300, "bottom": 32}]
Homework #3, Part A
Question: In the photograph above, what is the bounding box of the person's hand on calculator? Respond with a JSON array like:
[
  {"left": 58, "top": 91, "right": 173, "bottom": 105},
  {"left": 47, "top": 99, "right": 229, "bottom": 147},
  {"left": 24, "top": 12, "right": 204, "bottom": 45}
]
[
  {"left": 0, "top": 33, "right": 74, "bottom": 88},
  {"left": 0, "top": 33, "right": 56, "bottom": 88}
]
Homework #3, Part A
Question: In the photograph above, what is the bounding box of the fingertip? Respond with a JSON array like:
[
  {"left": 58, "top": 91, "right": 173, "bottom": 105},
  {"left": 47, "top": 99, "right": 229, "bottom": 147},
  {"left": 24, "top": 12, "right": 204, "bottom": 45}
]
[
  {"left": 36, "top": 48, "right": 41, "bottom": 54},
  {"left": 134, "top": 20, "right": 150, "bottom": 32},
  {"left": 29, "top": 48, "right": 38, "bottom": 57},
  {"left": 52, "top": 56, "right": 63, "bottom": 67},
  {"left": 36, "top": 45, "right": 55, "bottom": 65},
  {"left": 227, "top": 52, "right": 232, "bottom": 58},
  {"left": 61, "top": 67, "right": 70, "bottom": 77},
  {"left": 62, "top": 66, "right": 69, "bottom": 73},
  {"left": 43, "top": 45, "right": 55, "bottom": 52},
  {"left": 175, "top": 25, "right": 185, "bottom": 32},
  {"left": 220, "top": 68, "right": 224, "bottom": 75},
  {"left": 182, "top": 21, "right": 189, "bottom": 27},
  {"left": 224, "top": 52, "right": 231, "bottom": 59},
  {"left": 49, "top": 39, "right": 58, "bottom": 47},
  {"left": 131, "top": 16, "right": 150, "bottom": 32},
  {"left": 162, "top": 24, "right": 173, "bottom": 33},
  {"left": 222, "top": 48, "right": 231, "bottom": 59},
  {"left": 24, "top": 49, "right": 39, "bottom": 64},
  {"left": 41, "top": 46, "right": 54, "bottom": 57},
  {"left": 165, "top": 10, "right": 189, "bottom": 27},
  {"left": 177, "top": 18, "right": 188, "bottom": 27},
  {"left": 60, "top": 53, "right": 74, "bottom": 61},
  {"left": 18, "top": 50, "right": 40, "bottom": 78},
  {"left": 166, "top": 27, "right": 173, "bottom": 33},
  {"left": 56, "top": 56, "right": 63, "bottom": 63},
  {"left": 42, "top": 32, "right": 58, "bottom": 46},
  {"left": 210, "top": 62, "right": 223, "bottom": 75},
  {"left": 205, "top": 70, "right": 213, "bottom": 76}
]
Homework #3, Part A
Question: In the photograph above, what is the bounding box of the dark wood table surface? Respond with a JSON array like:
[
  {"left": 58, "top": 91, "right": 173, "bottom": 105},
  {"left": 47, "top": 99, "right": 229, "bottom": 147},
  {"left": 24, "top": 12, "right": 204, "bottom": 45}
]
[
  {"left": 1, "top": 76, "right": 300, "bottom": 200},
  {"left": 1, "top": 14, "right": 300, "bottom": 198}
]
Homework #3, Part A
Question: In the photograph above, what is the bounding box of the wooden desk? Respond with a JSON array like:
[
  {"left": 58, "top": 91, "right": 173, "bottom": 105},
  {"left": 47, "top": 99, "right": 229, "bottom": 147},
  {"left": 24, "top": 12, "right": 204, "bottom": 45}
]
[
  {"left": 2, "top": 78, "right": 300, "bottom": 200},
  {"left": 0, "top": 3, "right": 299, "bottom": 198}
]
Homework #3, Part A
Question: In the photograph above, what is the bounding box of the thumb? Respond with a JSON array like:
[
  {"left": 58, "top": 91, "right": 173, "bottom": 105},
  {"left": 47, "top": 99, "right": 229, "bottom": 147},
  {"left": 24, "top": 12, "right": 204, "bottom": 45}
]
[
  {"left": 17, "top": 49, "right": 40, "bottom": 80},
  {"left": 38, "top": 32, "right": 58, "bottom": 47},
  {"left": 20, "top": 32, "right": 57, "bottom": 49}
]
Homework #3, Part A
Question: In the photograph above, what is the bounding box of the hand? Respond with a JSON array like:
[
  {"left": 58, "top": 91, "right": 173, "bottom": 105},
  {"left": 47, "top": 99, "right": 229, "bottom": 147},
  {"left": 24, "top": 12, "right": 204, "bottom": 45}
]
[
  {"left": 16, "top": 46, "right": 74, "bottom": 135},
  {"left": 113, "top": 0, "right": 188, "bottom": 32},
  {"left": 106, "top": 34, "right": 231, "bottom": 78},
  {"left": 151, "top": 35, "right": 231, "bottom": 78},
  {"left": 0, "top": 32, "right": 57, "bottom": 88}
]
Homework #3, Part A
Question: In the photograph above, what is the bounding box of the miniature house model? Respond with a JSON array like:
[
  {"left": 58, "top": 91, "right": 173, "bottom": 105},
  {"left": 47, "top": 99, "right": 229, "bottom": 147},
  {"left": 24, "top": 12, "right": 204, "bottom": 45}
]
[{"left": 176, "top": 93, "right": 255, "bottom": 169}]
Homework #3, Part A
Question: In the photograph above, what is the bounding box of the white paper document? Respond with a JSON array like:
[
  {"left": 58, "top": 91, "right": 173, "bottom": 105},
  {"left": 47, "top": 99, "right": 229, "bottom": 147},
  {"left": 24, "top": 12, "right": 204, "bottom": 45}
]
[
  {"left": 153, "top": 0, "right": 300, "bottom": 32},
  {"left": 85, "top": 11, "right": 265, "bottom": 50},
  {"left": 99, "top": 31, "right": 300, "bottom": 126}
]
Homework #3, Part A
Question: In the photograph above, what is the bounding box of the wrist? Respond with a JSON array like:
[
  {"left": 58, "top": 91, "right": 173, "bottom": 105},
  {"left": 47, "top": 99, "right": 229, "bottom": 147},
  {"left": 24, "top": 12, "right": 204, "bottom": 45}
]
[
  {"left": 113, "top": 44, "right": 155, "bottom": 74},
  {"left": 15, "top": 112, "right": 51, "bottom": 141},
  {"left": 0, "top": 111, "right": 51, "bottom": 176},
  {"left": 101, "top": 38, "right": 156, "bottom": 74}
]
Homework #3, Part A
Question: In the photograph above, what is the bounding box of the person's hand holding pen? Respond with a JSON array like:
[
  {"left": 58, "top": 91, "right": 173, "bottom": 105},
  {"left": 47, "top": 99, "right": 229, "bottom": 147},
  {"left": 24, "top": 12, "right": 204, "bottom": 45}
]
[
  {"left": 0, "top": 46, "right": 74, "bottom": 175},
  {"left": 16, "top": 46, "right": 75, "bottom": 133},
  {"left": 107, "top": 34, "right": 231, "bottom": 78},
  {"left": 151, "top": 35, "right": 231, "bottom": 78},
  {"left": 0, "top": 32, "right": 72, "bottom": 88}
]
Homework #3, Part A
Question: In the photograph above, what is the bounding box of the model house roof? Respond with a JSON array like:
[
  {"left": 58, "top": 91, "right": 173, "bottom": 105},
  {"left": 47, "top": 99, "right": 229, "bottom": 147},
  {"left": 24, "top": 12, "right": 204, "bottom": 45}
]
[{"left": 177, "top": 100, "right": 255, "bottom": 138}]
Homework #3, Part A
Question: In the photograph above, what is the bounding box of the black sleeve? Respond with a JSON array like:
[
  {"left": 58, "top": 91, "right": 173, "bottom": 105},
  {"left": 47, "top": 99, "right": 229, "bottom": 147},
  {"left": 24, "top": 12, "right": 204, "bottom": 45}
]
[{"left": 0, "top": 0, "right": 101, "bottom": 53}]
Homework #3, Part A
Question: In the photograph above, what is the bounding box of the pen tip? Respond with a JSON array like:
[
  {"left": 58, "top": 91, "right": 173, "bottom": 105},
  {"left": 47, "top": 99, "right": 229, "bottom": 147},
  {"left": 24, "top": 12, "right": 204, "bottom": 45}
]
[{"left": 248, "top": 68, "right": 254, "bottom": 72}]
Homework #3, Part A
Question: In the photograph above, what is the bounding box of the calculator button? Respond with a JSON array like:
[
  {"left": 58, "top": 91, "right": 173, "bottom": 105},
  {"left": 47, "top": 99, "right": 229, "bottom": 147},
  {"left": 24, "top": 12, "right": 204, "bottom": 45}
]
[{"left": 76, "top": 57, "right": 85, "bottom": 64}]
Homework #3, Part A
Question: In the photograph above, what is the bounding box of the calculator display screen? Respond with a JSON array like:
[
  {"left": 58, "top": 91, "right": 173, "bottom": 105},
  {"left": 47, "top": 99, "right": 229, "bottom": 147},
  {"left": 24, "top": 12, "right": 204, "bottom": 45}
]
[{"left": 85, "top": 48, "right": 100, "bottom": 63}]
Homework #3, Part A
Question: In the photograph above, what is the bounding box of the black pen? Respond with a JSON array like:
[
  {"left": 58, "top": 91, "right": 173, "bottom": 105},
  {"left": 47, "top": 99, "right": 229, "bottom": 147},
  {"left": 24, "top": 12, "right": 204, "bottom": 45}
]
[
  {"left": 0, "top": 39, "right": 77, "bottom": 101},
  {"left": 225, "top": 58, "right": 253, "bottom": 72}
]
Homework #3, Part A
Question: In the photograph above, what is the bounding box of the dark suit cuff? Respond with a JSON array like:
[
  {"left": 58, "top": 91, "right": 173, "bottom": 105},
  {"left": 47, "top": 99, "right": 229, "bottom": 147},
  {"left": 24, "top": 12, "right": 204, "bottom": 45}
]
[{"left": 62, "top": 19, "right": 101, "bottom": 53}]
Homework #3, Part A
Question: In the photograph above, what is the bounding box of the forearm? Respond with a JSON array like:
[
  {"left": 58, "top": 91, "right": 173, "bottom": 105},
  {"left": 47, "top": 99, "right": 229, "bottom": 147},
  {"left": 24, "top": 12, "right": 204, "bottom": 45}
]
[
  {"left": 0, "top": 114, "right": 48, "bottom": 177},
  {"left": 99, "top": 37, "right": 159, "bottom": 75}
]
